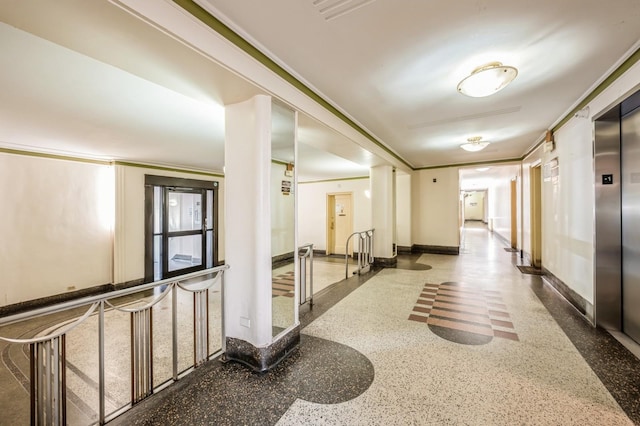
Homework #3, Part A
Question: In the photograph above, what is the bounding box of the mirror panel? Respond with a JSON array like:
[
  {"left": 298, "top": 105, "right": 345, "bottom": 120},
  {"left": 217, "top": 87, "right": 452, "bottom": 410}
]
[{"left": 271, "top": 101, "right": 296, "bottom": 337}]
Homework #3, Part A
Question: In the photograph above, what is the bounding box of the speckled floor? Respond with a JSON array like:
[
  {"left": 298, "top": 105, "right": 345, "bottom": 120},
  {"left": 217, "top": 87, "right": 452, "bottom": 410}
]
[
  {"left": 4, "top": 223, "right": 640, "bottom": 425},
  {"left": 116, "top": 222, "right": 640, "bottom": 425}
]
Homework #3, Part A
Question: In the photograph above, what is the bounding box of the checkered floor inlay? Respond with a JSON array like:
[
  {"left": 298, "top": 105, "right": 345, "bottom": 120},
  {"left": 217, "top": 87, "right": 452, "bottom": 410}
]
[
  {"left": 272, "top": 271, "right": 295, "bottom": 298},
  {"left": 408, "top": 281, "right": 518, "bottom": 342}
]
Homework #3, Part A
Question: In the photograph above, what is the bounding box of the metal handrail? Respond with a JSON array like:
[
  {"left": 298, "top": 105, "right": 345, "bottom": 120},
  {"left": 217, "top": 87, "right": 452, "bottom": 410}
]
[
  {"left": 345, "top": 228, "right": 375, "bottom": 279},
  {"left": 0, "top": 264, "right": 229, "bottom": 425},
  {"left": 298, "top": 243, "right": 314, "bottom": 306}
]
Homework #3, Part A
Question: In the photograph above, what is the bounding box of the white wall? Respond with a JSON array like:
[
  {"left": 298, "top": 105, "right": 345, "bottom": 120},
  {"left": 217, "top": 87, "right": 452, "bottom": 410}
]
[
  {"left": 114, "top": 164, "right": 224, "bottom": 285},
  {"left": 0, "top": 153, "right": 113, "bottom": 306},
  {"left": 298, "top": 178, "right": 371, "bottom": 252},
  {"left": 411, "top": 167, "right": 460, "bottom": 248},
  {"left": 488, "top": 178, "right": 512, "bottom": 242},
  {"left": 524, "top": 59, "right": 640, "bottom": 308},
  {"left": 396, "top": 173, "right": 412, "bottom": 247},
  {"left": 464, "top": 191, "right": 485, "bottom": 221}
]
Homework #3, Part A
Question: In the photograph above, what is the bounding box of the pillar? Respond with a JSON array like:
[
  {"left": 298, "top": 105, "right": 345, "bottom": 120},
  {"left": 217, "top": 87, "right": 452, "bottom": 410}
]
[
  {"left": 224, "top": 95, "right": 299, "bottom": 371},
  {"left": 370, "top": 165, "right": 397, "bottom": 266}
]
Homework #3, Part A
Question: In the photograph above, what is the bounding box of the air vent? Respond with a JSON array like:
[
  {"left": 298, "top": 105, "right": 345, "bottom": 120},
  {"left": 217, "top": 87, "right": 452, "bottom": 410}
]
[{"left": 312, "top": 0, "right": 377, "bottom": 21}]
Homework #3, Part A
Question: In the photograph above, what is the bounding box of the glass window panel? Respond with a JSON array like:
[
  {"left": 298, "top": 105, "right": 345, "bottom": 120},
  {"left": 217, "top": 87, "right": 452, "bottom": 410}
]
[
  {"left": 206, "top": 190, "right": 214, "bottom": 230},
  {"left": 154, "top": 186, "right": 162, "bottom": 233},
  {"left": 206, "top": 230, "right": 213, "bottom": 268},
  {"left": 168, "top": 192, "right": 202, "bottom": 232},
  {"left": 168, "top": 235, "right": 202, "bottom": 272},
  {"left": 154, "top": 235, "right": 162, "bottom": 281}
]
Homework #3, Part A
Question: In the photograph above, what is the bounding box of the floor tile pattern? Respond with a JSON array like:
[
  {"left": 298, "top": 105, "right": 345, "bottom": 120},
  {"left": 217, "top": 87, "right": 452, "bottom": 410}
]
[
  {"left": 409, "top": 281, "right": 518, "bottom": 344},
  {"left": 272, "top": 271, "right": 295, "bottom": 297}
]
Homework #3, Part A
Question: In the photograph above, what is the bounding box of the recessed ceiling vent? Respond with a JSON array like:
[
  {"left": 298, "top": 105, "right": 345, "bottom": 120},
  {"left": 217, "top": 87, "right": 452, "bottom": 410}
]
[{"left": 312, "top": 0, "right": 377, "bottom": 21}]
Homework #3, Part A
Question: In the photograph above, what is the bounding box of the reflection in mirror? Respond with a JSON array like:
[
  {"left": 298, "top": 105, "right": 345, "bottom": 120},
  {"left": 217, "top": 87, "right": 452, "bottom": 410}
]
[{"left": 271, "top": 101, "right": 296, "bottom": 337}]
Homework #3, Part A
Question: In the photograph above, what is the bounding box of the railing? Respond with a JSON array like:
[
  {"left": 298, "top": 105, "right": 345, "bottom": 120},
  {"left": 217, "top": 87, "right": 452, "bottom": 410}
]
[
  {"left": 0, "top": 265, "right": 229, "bottom": 425},
  {"left": 298, "top": 243, "right": 314, "bottom": 307},
  {"left": 345, "top": 229, "right": 375, "bottom": 279}
]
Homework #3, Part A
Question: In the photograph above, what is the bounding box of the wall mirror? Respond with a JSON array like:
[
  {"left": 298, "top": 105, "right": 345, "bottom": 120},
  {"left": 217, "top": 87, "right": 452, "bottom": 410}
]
[{"left": 271, "top": 101, "right": 297, "bottom": 337}]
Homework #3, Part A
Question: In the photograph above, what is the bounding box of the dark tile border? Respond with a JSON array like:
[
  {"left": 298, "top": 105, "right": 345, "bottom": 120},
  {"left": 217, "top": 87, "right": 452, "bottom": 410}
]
[
  {"left": 111, "top": 333, "right": 374, "bottom": 426},
  {"left": 411, "top": 244, "right": 460, "bottom": 255},
  {"left": 373, "top": 256, "right": 397, "bottom": 267},
  {"left": 0, "top": 283, "right": 114, "bottom": 317},
  {"left": 541, "top": 266, "right": 592, "bottom": 319}
]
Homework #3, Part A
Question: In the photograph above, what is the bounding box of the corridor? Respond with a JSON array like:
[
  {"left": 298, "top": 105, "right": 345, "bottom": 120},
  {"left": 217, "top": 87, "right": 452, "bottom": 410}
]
[{"left": 113, "top": 222, "right": 640, "bottom": 425}]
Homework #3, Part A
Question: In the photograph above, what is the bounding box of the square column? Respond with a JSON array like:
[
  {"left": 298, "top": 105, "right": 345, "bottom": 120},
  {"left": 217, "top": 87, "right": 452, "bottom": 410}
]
[
  {"left": 371, "top": 165, "right": 397, "bottom": 266},
  {"left": 224, "top": 95, "right": 299, "bottom": 371}
]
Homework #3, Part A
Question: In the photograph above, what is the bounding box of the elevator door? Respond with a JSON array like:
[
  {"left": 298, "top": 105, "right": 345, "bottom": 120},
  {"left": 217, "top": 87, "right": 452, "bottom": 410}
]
[{"left": 622, "top": 106, "right": 640, "bottom": 344}]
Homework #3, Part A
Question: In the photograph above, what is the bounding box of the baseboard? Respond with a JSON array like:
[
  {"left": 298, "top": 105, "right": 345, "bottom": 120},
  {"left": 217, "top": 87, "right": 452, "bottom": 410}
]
[
  {"left": 0, "top": 283, "right": 114, "bottom": 317},
  {"left": 397, "top": 246, "right": 412, "bottom": 254},
  {"left": 411, "top": 244, "right": 460, "bottom": 255},
  {"left": 541, "top": 267, "right": 594, "bottom": 321},
  {"left": 373, "top": 256, "right": 397, "bottom": 267},
  {"left": 272, "top": 251, "right": 295, "bottom": 268},
  {"left": 224, "top": 325, "right": 300, "bottom": 372}
]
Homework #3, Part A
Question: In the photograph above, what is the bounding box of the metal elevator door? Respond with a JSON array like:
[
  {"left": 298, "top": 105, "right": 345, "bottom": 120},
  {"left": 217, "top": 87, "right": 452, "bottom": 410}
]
[{"left": 622, "top": 105, "right": 640, "bottom": 344}]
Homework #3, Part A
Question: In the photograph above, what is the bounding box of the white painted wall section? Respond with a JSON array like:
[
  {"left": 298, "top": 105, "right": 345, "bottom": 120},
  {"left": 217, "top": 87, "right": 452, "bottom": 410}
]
[
  {"left": 411, "top": 168, "right": 460, "bottom": 248},
  {"left": 224, "top": 95, "right": 273, "bottom": 346},
  {"left": 298, "top": 178, "right": 371, "bottom": 252},
  {"left": 371, "top": 165, "right": 395, "bottom": 259},
  {"left": 396, "top": 173, "right": 411, "bottom": 248},
  {"left": 0, "top": 154, "right": 113, "bottom": 306}
]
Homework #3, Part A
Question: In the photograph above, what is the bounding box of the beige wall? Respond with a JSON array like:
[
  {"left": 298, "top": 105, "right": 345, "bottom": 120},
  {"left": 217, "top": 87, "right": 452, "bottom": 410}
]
[
  {"left": 396, "top": 173, "right": 412, "bottom": 247},
  {"left": 464, "top": 191, "right": 485, "bottom": 221},
  {"left": 411, "top": 167, "right": 460, "bottom": 248},
  {"left": 114, "top": 164, "right": 224, "bottom": 285},
  {"left": 522, "top": 59, "right": 640, "bottom": 310},
  {"left": 488, "top": 178, "right": 512, "bottom": 242},
  {"left": 298, "top": 178, "right": 371, "bottom": 252},
  {"left": 0, "top": 153, "right": 113, "bottom": 306}
]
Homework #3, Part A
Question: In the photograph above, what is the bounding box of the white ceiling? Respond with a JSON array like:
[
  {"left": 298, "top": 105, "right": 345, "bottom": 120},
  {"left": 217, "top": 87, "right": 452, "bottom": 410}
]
[{"left": 1, "top": 0, "right": 640, "bottom": 182}]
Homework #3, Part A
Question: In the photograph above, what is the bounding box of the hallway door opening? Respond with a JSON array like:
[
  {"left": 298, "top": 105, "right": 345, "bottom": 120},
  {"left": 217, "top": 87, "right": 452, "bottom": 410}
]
[
  {"left": 144, "top": 176, "right": 219, "bottom": 282},
  {"left": 327, "top": 193, "right": 353, "bottom": 255},
  {"left": 530, "top": 165, "right": 542, "bottom": 268}
]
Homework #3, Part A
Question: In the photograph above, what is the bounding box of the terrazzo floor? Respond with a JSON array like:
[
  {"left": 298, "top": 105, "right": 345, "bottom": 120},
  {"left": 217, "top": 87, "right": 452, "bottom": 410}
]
[
  {"left": 3, "top": 223, "right": 640, "bottom": 425},
  {"left": 114, "top": 222, "right": 640, "bottom": 425}
]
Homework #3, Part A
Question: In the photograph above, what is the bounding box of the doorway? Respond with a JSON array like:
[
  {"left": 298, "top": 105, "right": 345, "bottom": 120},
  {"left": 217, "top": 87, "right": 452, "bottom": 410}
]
[
  {"left": 530, "top": 165, "right": 542, "bottom": 268},
  {"left": 510, "top": 179, "right": 518, "bottom": 249},
  {"left": 144, "top": 175, "right": 219, "bottom": 282},
  {"left": 327, "top": 193, "right": 353, "bottom": 255}
]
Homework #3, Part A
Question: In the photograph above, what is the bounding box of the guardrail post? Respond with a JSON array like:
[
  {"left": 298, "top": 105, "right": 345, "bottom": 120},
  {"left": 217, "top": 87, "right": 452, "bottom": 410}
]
[
  {"left": 30, "top": 335, "right": 66, "bottom": 426},
  {"left": 130, "top": 308, "right": 153, "bottom": 403},
  {"left": 193, "top": 289, "right": 209, "bottom": 366}
]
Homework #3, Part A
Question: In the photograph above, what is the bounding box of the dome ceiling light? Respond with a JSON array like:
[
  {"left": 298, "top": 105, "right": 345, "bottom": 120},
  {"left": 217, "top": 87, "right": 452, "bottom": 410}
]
[
  {"left": 460, "top": 136, "right": 489, "bottom": 152},
  {"left": 457, "top": 62, "right": 518, "bottom": 97}
]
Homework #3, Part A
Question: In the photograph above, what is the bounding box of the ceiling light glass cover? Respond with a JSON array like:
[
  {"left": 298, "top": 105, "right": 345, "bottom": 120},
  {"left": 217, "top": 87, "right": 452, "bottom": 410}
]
[
  {"left": 457, "top": 62, "right": 518, "bottom": 97},
  {"left": 460, "top": 136, "right": 489, "bottom": 152}
]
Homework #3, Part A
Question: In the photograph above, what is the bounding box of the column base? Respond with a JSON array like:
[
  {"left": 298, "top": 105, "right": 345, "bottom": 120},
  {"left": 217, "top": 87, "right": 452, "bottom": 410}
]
[
  {"left": 374, "top": 256, "right": 397, "bottom": 267},
  {"left": 224, "top": 325, "right": 300, "bottom": 372}
]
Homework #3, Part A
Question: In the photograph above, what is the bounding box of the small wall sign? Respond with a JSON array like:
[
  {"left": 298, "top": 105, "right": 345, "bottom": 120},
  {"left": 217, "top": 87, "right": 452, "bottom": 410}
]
[{"left": 602, "top": 174, "right": 613, "bottom": 185}]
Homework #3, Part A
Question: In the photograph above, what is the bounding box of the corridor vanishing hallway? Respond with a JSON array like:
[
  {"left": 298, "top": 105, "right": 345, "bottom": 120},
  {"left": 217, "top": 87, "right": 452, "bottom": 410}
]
[{"left": 113, "top": 222, "right": 640, "bottom": 425}]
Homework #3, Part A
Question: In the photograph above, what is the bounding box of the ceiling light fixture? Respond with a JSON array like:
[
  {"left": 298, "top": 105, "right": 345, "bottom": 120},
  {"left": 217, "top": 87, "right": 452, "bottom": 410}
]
[
  {"left": 460, "top": 136, "right": 489, "bottom": 152},
  {"left": 457, "top": 62, "right": 518, "bottom": 97}
]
